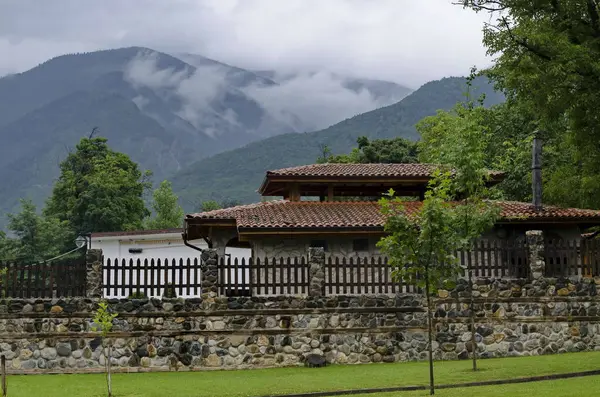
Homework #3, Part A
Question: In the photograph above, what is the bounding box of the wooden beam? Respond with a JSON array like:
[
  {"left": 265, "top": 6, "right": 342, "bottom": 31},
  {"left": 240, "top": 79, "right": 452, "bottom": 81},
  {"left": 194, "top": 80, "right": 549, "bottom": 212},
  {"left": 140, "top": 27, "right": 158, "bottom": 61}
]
[{"left": 327, "top": 184, "right": 334, "bottom": 201}]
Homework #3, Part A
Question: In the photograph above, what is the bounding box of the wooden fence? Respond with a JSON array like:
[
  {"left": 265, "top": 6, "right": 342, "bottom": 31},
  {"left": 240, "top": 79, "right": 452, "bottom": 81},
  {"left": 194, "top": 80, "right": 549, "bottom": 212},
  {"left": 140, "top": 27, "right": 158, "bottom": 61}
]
[
  {"left": 103, "top": 258, "right": 203, "bottom": 299},
  {"left": 217, "top": 256, "right": 308, "bottom": 297},
  {"left": 214, "top": 240, "right": 535, "bottom": 296},
  {"left": 214, "top": 239, "right": 599, "bottom": 296},
  {"left": 545, "top": 238, "right": 600, "bottom": 278},
  {"left": 0, "top": 259, "right": 86, "bottom": 298},
  {"left": 324, "top": 256, "right": 420, "bottom": 295},
  {"left": 2, "top": 238, "right": 597, "bottom": 299},
  {"left": 463, "top": 240, "right": 530, "bottom": 279}
]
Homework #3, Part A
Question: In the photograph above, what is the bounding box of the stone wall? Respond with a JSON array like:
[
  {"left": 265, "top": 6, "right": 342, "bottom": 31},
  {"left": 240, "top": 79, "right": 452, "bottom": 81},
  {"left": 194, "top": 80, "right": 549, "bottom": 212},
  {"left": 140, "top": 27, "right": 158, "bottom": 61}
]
[
  {"left": 250, "top": 236, "right": 384, "bottom": 259},
  {"left": 1, "top": 273, "right": 600, "bottom": 373}
]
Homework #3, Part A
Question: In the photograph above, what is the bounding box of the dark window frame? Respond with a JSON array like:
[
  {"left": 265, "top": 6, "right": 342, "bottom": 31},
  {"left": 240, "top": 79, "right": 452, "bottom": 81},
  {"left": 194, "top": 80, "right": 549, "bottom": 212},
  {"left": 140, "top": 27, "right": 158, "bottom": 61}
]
[
  {"left": 309, "top": 239, "right": 328, "bottom": 252},
  {"left": 352, "top": 238, "right": 369, "bottom": 252}
]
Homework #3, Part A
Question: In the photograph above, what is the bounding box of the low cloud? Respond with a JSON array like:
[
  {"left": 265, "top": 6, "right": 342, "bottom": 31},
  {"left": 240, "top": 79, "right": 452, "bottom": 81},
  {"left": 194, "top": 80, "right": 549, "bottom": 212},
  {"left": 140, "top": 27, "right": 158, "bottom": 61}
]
[
  {"left": 124, "top": 50, "right": 189, "bottom": 90},
  {"left": 243, "top": 70, "right": 401, "bottom": 131},
  {"left": 124, "top": 52, "right": 235, "bottom": 137},
  {"left": 124, "top": 50, "right": 408, "bottom": 137}
]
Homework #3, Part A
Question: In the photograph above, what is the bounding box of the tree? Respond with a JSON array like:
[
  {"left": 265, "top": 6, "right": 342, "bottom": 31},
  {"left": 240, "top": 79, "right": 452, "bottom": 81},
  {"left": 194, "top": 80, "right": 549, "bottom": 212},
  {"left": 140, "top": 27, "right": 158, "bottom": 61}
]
[
  {"left": 316, "top": 143, "right": 333, "bottom": 164},
  {"left": 418, "top": 97, "right": 535, "bottom": 203},
  {"left": 0, "top": 231, "right": 16, "bottom": 261},
  {"left": 384, "top": 90, "right": 501, "bottom": 385},
  {"left": 45, "top": 137, "right": 152, "bottom": 237},
  {"left": 200, "top": 200, "right": 222, "bottom": 212},
  {"left": 145, "top": 180, "right": 184, "bottom": 229},
  {"left": 4, "top": 199, "right": 70, "bottom": 263},
  {"left": 319, "top": 136, "right": 419, "bottom": 164},
  {"left": 92, "top": 301, "right": 118, "bottom": 397},
  {"left": 378, "top": 173, "right": 460, "bottom": 395},
  {"left": 220, "top": 199, "right": 241, "bottom": 209},
  {"left": 457, "top": 0, "right": 600, "bottom": 209}
]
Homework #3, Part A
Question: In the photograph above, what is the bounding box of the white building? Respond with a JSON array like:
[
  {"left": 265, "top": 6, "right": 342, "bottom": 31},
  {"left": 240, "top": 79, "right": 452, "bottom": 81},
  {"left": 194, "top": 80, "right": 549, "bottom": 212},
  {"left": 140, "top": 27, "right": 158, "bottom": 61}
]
[
  {"left": 91, "top": 228, "right": 250, "bottom": 298},
  {"left": 91, "top": 228, "right": 207, "bottom": 261}
]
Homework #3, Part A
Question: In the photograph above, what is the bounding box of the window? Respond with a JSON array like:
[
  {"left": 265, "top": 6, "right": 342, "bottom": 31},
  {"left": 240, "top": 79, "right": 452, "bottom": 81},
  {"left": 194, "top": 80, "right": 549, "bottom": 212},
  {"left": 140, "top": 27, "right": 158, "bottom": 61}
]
[
  {"left": 309, "top": 239, "right": 328, "bottom": 251},
  {"left": 352, "top": 238, "right": 369, "bottom": 252}
]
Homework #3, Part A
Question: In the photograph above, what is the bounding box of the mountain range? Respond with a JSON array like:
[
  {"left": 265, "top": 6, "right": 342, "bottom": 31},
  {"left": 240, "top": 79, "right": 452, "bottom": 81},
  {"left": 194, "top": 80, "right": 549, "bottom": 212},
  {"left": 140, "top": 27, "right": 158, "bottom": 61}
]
[{"left": 0, "top": 47, "right": 413, "bottom": 227}]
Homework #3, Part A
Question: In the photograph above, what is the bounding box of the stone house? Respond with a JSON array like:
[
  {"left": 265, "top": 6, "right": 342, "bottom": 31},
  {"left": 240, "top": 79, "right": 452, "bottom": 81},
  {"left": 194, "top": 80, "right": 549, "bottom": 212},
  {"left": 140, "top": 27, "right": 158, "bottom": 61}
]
[{"left": 183, "top": 163, "right": 600, "bottom": 268}]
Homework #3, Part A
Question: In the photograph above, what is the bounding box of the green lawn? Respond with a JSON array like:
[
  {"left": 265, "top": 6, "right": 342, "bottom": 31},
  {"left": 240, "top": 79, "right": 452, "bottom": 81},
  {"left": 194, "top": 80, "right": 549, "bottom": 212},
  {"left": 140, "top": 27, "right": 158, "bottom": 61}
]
[
  {"left": 7, "top": 352, "right": 600, "bottom": 397},
  {"left": 350, "top": 376, "right": 600, "bottom": 397}
]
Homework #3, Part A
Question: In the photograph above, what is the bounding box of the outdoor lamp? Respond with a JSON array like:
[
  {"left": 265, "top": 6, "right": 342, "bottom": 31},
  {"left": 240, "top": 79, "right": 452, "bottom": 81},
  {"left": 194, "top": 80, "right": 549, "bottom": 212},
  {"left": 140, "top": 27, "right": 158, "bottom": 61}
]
[{"left": 75, "top": 235, "right": 88, "bottom": 249}]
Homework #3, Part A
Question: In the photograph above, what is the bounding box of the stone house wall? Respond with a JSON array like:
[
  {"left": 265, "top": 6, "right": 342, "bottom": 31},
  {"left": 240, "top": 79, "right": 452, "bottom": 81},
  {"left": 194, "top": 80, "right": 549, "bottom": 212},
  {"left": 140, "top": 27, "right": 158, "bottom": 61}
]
[{"left": 249, "top": 235, "right": 384, "bottom": 259}]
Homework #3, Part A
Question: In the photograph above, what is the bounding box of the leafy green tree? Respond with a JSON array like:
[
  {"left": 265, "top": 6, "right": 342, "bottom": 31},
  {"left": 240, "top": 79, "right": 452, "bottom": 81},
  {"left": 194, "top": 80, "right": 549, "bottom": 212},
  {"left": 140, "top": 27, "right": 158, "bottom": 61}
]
[
  {"left": 0, "top": 231, "right": 16, "bottom": 261},
  {"left": 418, "top": 98, "right": 536, "bottom": 203},
  {"left": 220, "top": 199, "right": 241, "bottom": 209},
  {"left": 5, "top": 199, "right": 70, "bottom": 263},
  {"left": 45, "top": 137, "right": 152, "bottom": 237},
  {"left": 145, "top": 180, "right": 184, "bottom": 229},
  {"left": 378, "top": 173, "right": 460, "bottom": 395},
  {"left": 458, "top": 0, "right": 600, "bottom": 208},
  {"left": 319, "top": 136, "right": 419, "bottom": 164},
  {"left": 200, "top": 200, "right": 222, "bottom": 212},
  {"left": 92, "top": 300, "right": 118, "bottom": 397},
  {"left": 419, "top": 95, "right": 502, "bottom": 370}
]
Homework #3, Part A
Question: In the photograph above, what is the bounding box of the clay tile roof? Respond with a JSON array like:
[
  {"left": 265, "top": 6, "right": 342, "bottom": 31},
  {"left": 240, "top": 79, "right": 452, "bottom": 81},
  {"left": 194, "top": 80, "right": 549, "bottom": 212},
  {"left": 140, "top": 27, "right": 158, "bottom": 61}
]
[
  {"left": 188, "top": 200, "right": 387, "bottom": 228},
  {"left": 186, "top": 200, "right": 600, "bottom": 229},
  {"left": 265, "top": 163, "right": 505, "bottom": 179},
  {"left": 496, "top": 201, "right": 600, "bottom": 221}
]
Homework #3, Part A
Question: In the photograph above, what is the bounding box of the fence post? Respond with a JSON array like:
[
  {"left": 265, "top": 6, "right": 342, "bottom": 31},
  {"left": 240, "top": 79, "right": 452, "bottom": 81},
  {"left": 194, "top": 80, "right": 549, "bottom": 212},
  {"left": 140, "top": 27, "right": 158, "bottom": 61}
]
[
  {"left": 1, "top": 354, "right": 6, "bottom": 397},
  {"left": 200, "top": 249, "right": 219, "bottom": 299},
  {"left": 526, "top": 230, "right": 545, "bottom": 280},
  {"left": 308, "top": 247, "right": 325, "bottom": 297},
  {"left": 86, "top": 249, "right": 104, "bottom": 299}
]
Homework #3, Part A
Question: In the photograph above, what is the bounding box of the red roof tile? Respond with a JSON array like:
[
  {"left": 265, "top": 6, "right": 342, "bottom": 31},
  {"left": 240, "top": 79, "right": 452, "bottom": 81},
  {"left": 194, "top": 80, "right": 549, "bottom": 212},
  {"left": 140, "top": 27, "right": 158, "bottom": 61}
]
[
  {"left": 265, "top": 163, "right": 505, "bottom": 179},
  {"left": 186, "top": 200, "right": 600, "bottom": 229}
]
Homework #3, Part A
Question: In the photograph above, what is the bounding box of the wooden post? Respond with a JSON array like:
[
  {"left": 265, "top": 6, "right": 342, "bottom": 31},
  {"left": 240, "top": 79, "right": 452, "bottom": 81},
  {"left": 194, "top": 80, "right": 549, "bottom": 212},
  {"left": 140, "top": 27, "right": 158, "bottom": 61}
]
[
  {"left": 1, "top": 354, "right": 7, "bottom": 397},
  {"left": 532, "top": 133, "right": 543, "bottom": 211},
  {"left": 327, "top": 184, "right": 334, "bottom": 201}
]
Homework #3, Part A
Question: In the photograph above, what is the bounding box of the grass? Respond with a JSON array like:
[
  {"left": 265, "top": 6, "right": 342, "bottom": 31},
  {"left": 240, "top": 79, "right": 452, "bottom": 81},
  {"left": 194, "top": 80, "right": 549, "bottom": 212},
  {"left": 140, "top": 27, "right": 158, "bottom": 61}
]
[
  {"left": 6, "top": 352, "right": 600, "bottom": 397},
  {"left": 349, "top": 376, "right": 600, "bottom": 397}
]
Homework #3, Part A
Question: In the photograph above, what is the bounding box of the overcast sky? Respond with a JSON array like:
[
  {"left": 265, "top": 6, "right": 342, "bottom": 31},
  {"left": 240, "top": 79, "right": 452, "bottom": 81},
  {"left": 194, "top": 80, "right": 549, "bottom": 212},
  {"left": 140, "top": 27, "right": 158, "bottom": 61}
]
[{"left": 0, "top": 0, "right": 490, "bottom": 86}]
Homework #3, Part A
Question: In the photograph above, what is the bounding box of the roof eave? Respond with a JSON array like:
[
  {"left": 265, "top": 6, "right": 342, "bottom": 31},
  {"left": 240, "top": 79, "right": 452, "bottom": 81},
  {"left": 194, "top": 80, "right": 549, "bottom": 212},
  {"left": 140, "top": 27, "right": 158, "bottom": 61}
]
[
  {"left": 238, "top": 225, "right": 385, "bottom": 234},
  {"left": 497, "top": 218, "right": 600, "bottom": 225},
  {"left": 258, "top": 174, "right": 270, "bottom": 195}
]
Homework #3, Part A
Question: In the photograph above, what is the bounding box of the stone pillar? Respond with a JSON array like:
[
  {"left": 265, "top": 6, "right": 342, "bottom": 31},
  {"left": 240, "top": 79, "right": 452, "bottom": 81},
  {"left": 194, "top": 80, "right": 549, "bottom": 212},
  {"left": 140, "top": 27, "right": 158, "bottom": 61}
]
[
  {"left": 308, "top": 247, "right": 325, "bottom": 297},
  {"left": 526, "top": 230, "right": 545, "bottom": 280},
  {"left": 85, "top": 249, "right": 103, "bottom": 299},
  {"left": 200, "top": 249, "right": 219, "bottom": 298}
]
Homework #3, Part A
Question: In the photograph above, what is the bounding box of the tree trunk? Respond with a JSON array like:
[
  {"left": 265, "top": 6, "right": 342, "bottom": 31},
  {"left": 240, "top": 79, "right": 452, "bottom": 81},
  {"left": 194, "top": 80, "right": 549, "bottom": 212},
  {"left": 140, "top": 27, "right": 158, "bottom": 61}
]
[
  {"left": 468, "top": 263, "right": 478, "bottom": 371},
  {"left": 425, "top": 265, "right": 435, "bottom": 395},
  {"left": 106, "top": 342, "right": 113, "bottom": 397}
]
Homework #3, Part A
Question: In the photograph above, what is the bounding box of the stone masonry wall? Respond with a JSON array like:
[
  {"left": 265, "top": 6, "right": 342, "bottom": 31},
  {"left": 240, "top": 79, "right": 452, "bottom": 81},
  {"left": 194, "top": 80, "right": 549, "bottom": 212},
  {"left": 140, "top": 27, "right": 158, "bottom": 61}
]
[{"left": 1, "top": 273, "right": 600, "bottom": 373}]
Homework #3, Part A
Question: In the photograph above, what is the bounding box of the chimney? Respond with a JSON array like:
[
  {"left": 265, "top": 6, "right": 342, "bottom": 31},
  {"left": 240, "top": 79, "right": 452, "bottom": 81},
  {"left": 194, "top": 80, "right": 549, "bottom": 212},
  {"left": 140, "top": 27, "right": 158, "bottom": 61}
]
[{"left": 532, "top": 132, "right": 543, "bottom": 211}]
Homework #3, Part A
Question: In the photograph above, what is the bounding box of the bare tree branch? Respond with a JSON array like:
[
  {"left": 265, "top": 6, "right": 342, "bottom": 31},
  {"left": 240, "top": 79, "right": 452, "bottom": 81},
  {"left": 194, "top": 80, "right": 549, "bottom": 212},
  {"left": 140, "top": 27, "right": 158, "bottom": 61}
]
[
  {"left": 88, "top": 127, "right": 99, "bottom": 139},
  {"left": 501, "top": 16, "right": 553, "bottom": 61},
  {"left": 452, "top": 0, "right": 508, "bottom": 12}
]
